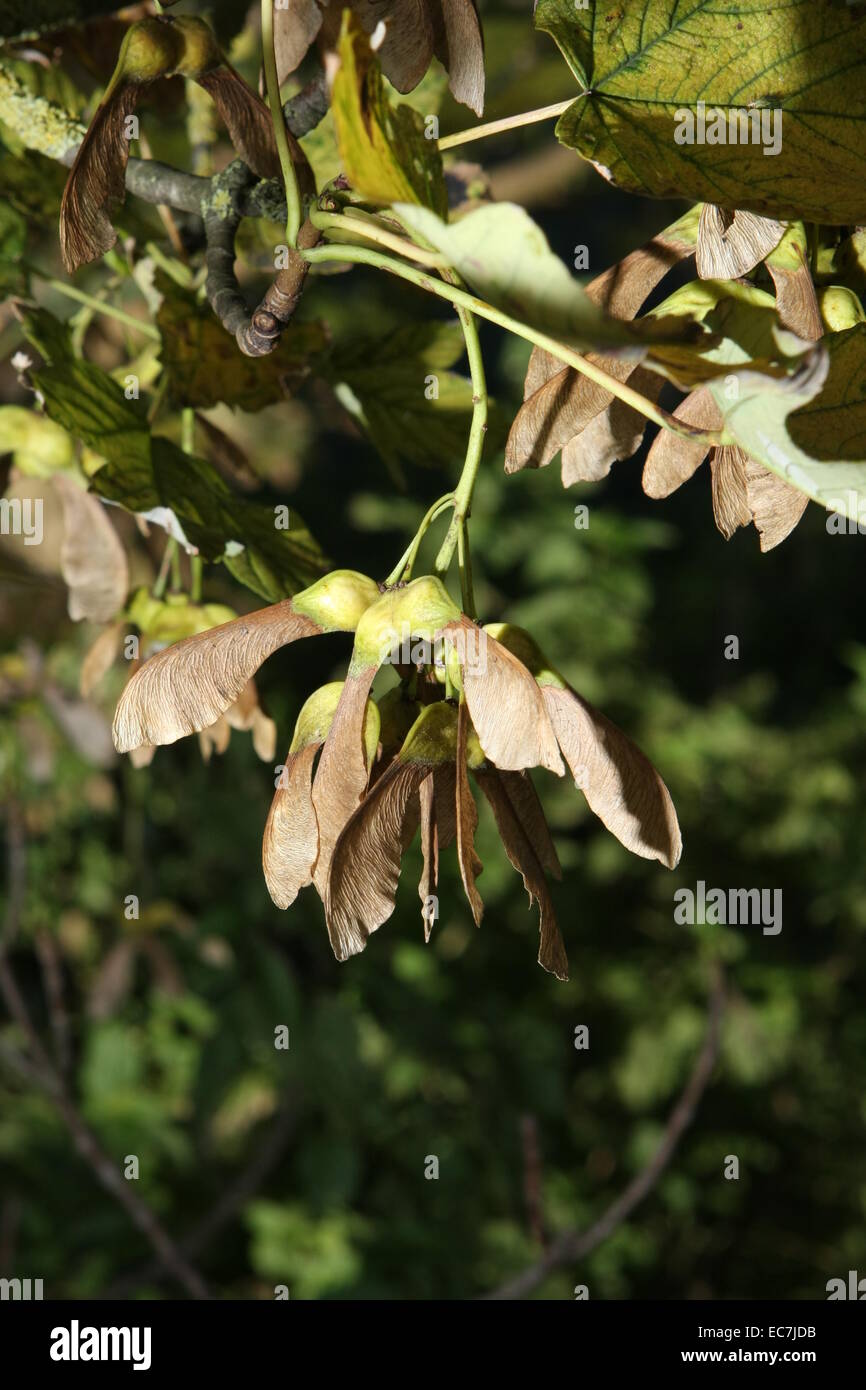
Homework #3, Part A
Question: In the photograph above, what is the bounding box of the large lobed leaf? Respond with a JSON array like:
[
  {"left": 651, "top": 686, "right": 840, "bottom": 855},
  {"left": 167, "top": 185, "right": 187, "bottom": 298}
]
[
  {"left": 535, "top": 0, "right": 866, "bottom": 224},
  {"left": 326, "top": 319, "right": 479, "bottom": 471}
]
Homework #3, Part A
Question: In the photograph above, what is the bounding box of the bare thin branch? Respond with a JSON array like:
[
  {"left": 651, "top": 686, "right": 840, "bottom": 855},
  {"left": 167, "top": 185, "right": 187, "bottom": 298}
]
[
  {"left": 0, "top": 807, "right": 209, "bottom": 1300},
  {"left": 484, "top": 967, "right": 725, "bottom": 1300}
]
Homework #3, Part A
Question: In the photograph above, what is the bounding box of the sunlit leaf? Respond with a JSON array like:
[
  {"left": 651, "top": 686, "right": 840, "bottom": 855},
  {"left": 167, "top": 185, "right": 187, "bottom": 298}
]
[
  {"left": 536, "top": 0, "right": 866, "bottom": 223},
  {"left": 331, "top": 12, "right": 447, "bottom": 216},
  {"left": 396, "top": 201, "right": 697, "bottom": 354},
  {"left": 709, "top": 326, "right": 866, "bottom": 526}
]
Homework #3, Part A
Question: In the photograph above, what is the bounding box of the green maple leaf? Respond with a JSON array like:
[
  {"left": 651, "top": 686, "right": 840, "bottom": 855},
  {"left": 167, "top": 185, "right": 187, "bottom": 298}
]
[{"left": 536, "top": 0, "right": 866, "bottom": 224}]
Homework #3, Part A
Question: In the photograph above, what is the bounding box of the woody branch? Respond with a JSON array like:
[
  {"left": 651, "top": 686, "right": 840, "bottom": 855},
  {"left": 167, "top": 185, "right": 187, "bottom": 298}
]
[{"left": 0, "top": 64, "right": 329, "bottom": 355}]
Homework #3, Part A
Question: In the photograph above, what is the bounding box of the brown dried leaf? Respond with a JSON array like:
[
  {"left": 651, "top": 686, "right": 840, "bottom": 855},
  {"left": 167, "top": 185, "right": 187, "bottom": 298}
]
[
  {"left": 642, "top": 386, "right": 720, "bottom": 499},
  {"left": 43, "top": 686, "right": 116, "bottom": 768},
  {"left": 80, "top": 621, "right": 124, "bottom": 698},
  {"left": 432, "top": 760, "right": 457, "bottom": 850},
  {"left": 441, "top": 616, "right": 564, "bottom": 775},
  {"left": 59, "top": 80, "right": 149, "bottom": 272},
  {"left": 274, "top": 0, "right": 323, "bottom": 84},
  {"left": 196, "top": 65, "right": 303, "bottom": 183},
  {"left": 55, "top": 476, "right": 128, "bottom": 624},
  {"left": 507, "top": 225, "right": 697, "bottom": 473},
  {"left": 494, "top": 769, "right": 561, "bottom": 881},
  {"left": 311, "top": 667, "right": 377, "bottom": 893},
  {"left": 542, "top": 684, "right": 682, "bottom": 869},
  {"left": 456, "top": 700, "right": 483, "bottom": 926},
  {"left": 417, "top": 762, "right": 459, "bottom": 939},
  {"left": 326, "top": 758, "right": 427, "bottom": 961},
  {"left": 225, "top": 679, "right": 277, "bottom": 762},
  {"left": 744, "top": 457, "right": 809, "bottom": 551},
  {"left": 696, "top": 205, "right": 784, "bottom": 281},
  {"left": 251, "top": 709, "right": 278, "bottom": 762},
  {"left": 767, "top": 252, "right": 823, "bottom": 341},
  {"left": 113, "top": 601, "right": 321, "bottom": 753},
  {"left": 431, "top": 0, "right": 484, "bottom": 115},
  {"left": 129, "top": 743, "right": 155, "bottom": 769},
  {"left": 419, "top": 773, "right": 438, "bottom": 940},
  {"left": 505, "top": 356, "right": 630, "bottom": 474},
  {"left": 710, "top": 444, "right": 752, "bottom": 540},
  {"left": 339, "top": 1, "right": 434, "bottom": 92},
  {"left": 263, "top": 742, "right": 321, "bottom": 910},
  {"left": 475, "top": 766, "right": 568, "bottom": 981},
  {"left": 560, "top": 365, "right": 663, "bottom": 486},
  {"left": 198, "top": 715, "right": 231, "bottom": 762}
]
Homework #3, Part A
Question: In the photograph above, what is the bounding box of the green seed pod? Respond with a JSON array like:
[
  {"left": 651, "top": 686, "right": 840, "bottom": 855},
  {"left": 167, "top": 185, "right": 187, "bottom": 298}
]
[
  {"left": 172, "top": 15, "right": 223, "bottom": 78},
  {"left": 818, "top": 286, "right": 866, "bottom": 334},
  {"left": 292, "top": 570, "right": 380, "bottom": 633},
  {"left": 290, "top": 680, "right": 380, "bottom": 768},
  {"left": 352, "top": 576, "right": 461, "bottom": 670},
  {"left": 376, "top": 685, "right": 422, "bottom": 758},
  {"left": 398, "top": 700, "right": 484, "bottom": 769},
  {"left": 112, "top": 17, "right": 182, "bottom": 87}
]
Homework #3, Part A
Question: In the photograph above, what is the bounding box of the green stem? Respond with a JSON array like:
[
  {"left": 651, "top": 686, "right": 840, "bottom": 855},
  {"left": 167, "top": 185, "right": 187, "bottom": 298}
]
[
  {"left": 181, "top": 407, "right": 195, "bottom": 456},
  {"left": 190, "top": 556, "right": 203, "bottom": 604},
  {"left": 170, "top": 540, "right": 183, "bottom": 593},
  {"left": 180, "top": 408, "right": 202, "bottom": 601},
  {"left": 385, "top": 493, "right": 455, "bottom": 587},
  {"left": 147, "top": 376, "right": 169, "bottom": 426},
  {"left": 808, "top": 223, "right": 820, "bottom": 280},
  {"left": 261, "top": 0, "right": 302, "bottom": 248},
  {"left": 456, "top": 517, "right": 475, "bottom": 618},
  {"left": 302, "top": 244, "right": 724, "bottom": 447},
  {"left": 309, "top": 207, "right": 446, "bottom": 267},
  {"left": 437, "top": 100, "right": 574, "bottom": 152},
  {"left": 26, "top": 268, "right": 160, "bottom": 340},
  {"left": 152, "top": 540, "right": 173, "bottom": 600},
  {"left": 435, "top": 304, "right": 487, "bottom": 598}
]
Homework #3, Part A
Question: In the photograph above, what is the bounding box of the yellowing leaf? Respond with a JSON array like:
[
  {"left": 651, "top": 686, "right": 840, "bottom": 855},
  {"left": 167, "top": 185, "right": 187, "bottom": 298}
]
[
  {"left": 536, "top": 0, "right": 866, "bottom": 224},
  {"left": 331, "top": 12, "right": 447, "bottom": 215}
]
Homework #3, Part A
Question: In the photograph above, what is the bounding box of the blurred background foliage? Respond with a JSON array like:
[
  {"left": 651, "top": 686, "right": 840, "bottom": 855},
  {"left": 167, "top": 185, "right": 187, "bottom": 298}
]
[{"left": 1, "top": 0, "right": 865, "bottom": 1300}]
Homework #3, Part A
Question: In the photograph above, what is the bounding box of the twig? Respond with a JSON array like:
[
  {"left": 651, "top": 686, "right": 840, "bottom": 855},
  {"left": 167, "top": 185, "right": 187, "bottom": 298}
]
[
  {"left": 203, "top": 161, "right": 257, "bottom": 340},
  {"left": 35, "top": 931, "right": 72, "bottom": 1078},
  {"left": 103, "top": 1098, "right": 297, "bottom": 1297},
  {"left": 0, "top": 801, "right": 25, "bottom": 953},
  {"left": 0, "top": 807, "right": 209, "bottom": 1299},
  {"left": 520, "top": 1115, "right": 546, "bottom": 1249},
  {"left": 1, "top": 62, "right": 329, "bottom": 355},
  {"left": 438, "top": 99, "right": 574, "bottom": 152},
  {"left": 484, "top": 966, "right": 726, "bottom": 1300}
]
